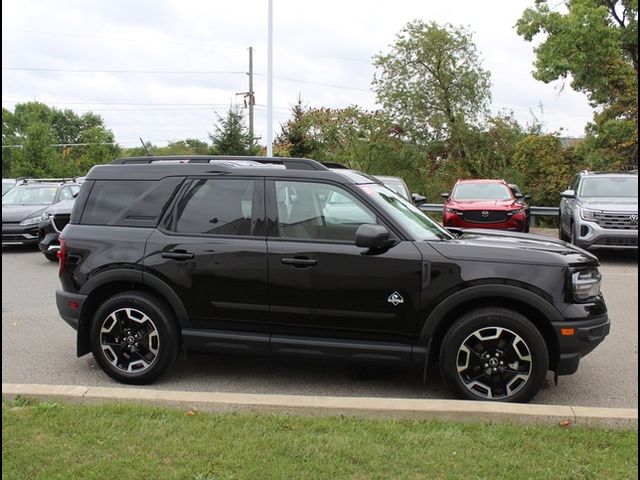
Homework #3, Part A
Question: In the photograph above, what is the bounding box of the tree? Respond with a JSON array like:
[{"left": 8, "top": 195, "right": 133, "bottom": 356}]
[
  {"left": 516, "top": 0, "right": 638, "bottom": 167},
  {"left": 372, "top": 20, "right": 492, "bottom": 167},
  {"left": 275, "top": 95, "right": 318, "bottom": 158},
  {"left": 513, "top": 135, "right": 578, "bottom": 206},
  {"left": 209, "top": 106, "right": 258, "bottom": 156},
  {"left": 2, "top": 102, "right": 118, "bottom": 176}
]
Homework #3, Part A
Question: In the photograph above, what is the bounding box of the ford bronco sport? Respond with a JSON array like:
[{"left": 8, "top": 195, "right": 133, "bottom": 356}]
[{"left": 56, "top": 156, "right": 610, "bottom": 403}]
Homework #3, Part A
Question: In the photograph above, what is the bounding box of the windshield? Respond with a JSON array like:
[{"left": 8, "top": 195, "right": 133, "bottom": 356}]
[
  {"left": 359, "top": 184, "right": 452, "bottom": 241},
  {"left": 452, "top": 183, "right": 513, "bottom": 201},
  {"left": 2, "top": 186, "right": 58, "bottom": 205},
  {"left": 579, "top": 176, "right": 638, "bottom": 198},
  {"left": 2, "top": 183, "right": 14, "bottom": 196}
]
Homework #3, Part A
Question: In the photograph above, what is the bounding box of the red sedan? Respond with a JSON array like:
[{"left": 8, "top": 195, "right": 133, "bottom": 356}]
[{"left": 442, "top": 179, "right": 528, "bottom": 232}]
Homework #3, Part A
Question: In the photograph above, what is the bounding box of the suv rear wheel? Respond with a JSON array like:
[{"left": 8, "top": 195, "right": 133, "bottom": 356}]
[
  {"left": 439, "top": 307, "right": 548, "bottom": 403},
  {"left": 90, "top": 292, "right": 179, "bottom": 384}
]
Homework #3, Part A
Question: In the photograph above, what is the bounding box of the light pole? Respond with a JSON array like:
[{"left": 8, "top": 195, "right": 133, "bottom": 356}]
[{"left": 266, "top": 0, "right": 273, "bottom": 157}]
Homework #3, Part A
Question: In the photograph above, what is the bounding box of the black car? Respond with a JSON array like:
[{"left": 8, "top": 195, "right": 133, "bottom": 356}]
[
  {"left": 56, "top": 156, "right": 609, "bottom": 403},
  {"left": 38, "top": 198, "right": 75, "bottom": 261},
  {"left": 2, "top": 179, "right": 82, "bottom": 246}
]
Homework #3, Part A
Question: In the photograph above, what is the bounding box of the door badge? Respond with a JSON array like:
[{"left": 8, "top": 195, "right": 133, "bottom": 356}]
[{"left": 387, "top": 291, "right": 404, "bottom": 306}]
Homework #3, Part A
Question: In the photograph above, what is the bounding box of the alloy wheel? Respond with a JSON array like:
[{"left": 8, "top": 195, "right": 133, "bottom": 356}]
[{"left": 456, "top": 326, "right": 532, "bottom": 400}]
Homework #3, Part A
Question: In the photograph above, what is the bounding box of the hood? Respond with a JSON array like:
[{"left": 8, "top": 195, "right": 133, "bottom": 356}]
[
  {"left": 447, "top": 199, "right": 518, "bottom": 210},
  {"left": 579, "top": 197, "right": 638, "bottom": 212},
  {"left": 45, "top": 199, "right": 75, "bottom": 215},
  {"left": 2, "top": 204, "right": 48, "bottom": 222},
  {"left": 429, "top": 229, "right": 598, "bottom": 267}
]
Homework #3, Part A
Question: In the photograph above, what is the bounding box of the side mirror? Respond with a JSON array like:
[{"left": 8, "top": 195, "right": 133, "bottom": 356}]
[
  {"left": 355, "top": 224, "right": 395, "bottom": 251},
  {"left": 524, "top": 194, "right": 531, "bottom": 200},
  {"left": 440, "top": 192, "right": 450, "bottom": 199},
  {"left": 560, "top": 189, "right": 576, "bottom": 199},
  {"left": 411, "top": 193, "right": 426, "bottom": 206}
]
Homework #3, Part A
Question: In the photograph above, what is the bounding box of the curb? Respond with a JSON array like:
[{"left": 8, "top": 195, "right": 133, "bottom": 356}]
[{"left": 2, "top": 383, "right": 637, "bottom": 429}]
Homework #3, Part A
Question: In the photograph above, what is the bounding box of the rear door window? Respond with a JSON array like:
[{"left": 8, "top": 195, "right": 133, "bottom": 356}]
[{"left": 169, "top": 178, "right": 257, "bottom": 236}]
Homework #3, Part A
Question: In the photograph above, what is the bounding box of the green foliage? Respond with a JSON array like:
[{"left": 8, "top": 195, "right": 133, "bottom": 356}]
[
  {"left": 372, "top": 19, "right": 492, "bottom": 167},
  {"left": 514, "top": 135, "right": 578, "bottom": 206},
  {"left": 209, "top": 106, "right": 259, "bottom": 156},
  {"left": 275, "top": 95, "right": 318, "bottom": 158},
  {"left": 516, "top": 0, "right": 638, "bottom": 167},
  {"left": 2, "top": 102, "right": 119, "bottom": 177}
]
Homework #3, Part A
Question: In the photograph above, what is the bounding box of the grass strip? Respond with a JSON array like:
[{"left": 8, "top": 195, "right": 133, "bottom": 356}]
[{"left": 3, "top": 398, "right": 637, "bottom": 480}]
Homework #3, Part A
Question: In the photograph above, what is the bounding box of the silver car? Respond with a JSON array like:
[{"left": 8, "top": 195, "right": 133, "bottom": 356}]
[{"left": 559, "top": 170, "right": 638, "bottom": 250}]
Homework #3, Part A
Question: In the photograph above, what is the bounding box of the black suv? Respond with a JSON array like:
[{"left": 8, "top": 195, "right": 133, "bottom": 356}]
[{"left": 56, "top": 156, "right": 610, "bottom": 403}]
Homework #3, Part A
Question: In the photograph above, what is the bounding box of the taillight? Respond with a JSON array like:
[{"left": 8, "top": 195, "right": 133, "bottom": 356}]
[{"left": 58, "top": 237, "right": 67, "bottom": 274}]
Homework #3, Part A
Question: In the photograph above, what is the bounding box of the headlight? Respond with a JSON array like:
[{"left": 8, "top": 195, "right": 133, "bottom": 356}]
[
  {"left": 580, "top": 208, "right": 598, "bottom": 221},
  {"left": 20, "top": 216, "right": 42, "bottom": 226},
  {"left": 446, "top": 208, "right": 463, "bottom": 215},
  {"left": 572, "top": 269, "right": 602, "bottom": 301},
  {"left": 40, "top": 212, "right": 51, "bottom": 222},
  {"left": 507, "top": 208, "right": 524, "bottom": 215}
]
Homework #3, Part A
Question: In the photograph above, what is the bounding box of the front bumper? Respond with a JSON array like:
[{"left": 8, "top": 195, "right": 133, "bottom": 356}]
[
  {"left": 443, "top": 214, "right": 526, "bottom": 232},
  {"left": 574, "top": 219, "right": 638, "bottom": 250},
  {"left": 38, "top": 224, "right": 61, "bottom": 254},
  {"left": 552, "top": 313, "right": 610, "bottom": 375},
  {"left": 2, "top": 223, "right": 40, "bottom": 245}
]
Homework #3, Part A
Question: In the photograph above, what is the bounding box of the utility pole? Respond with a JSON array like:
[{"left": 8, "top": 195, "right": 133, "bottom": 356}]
[{"left": 236, "top": 47, "right": 255, "bottom": 149}]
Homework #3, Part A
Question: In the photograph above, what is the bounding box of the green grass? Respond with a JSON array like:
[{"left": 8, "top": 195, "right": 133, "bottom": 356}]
[{"left": 2, "top": 399, "right": 637, "bottom": 480}]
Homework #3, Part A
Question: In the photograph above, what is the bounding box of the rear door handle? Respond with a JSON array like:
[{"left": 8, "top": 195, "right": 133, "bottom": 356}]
[
  {"left": 162, "top": 249, "right": 195, "bottom": 260},
  {"left": 281, "top": 257, "right": 317, "bottom": 267}
]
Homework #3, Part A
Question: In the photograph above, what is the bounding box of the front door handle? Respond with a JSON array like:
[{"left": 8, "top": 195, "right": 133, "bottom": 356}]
[
  {"left": 281, "top": 257, "right": 317, "bottom": 267},
  {"left": 162, "top": 249, "right": 195, "bottom": 260}
]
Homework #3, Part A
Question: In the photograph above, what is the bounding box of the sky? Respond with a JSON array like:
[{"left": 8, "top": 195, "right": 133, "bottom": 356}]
[{"left": 2, "top": 0, "right": 594, "bottom": 149}]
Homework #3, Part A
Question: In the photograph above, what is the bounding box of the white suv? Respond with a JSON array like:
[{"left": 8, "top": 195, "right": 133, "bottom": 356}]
[{"left": 559, "top": 171, "right": 638, "bottom": 250}]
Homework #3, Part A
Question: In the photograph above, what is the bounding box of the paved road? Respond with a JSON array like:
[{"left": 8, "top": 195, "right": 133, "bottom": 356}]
[{"left": 2, "top": 240, "right": 637, "bottom": 408}]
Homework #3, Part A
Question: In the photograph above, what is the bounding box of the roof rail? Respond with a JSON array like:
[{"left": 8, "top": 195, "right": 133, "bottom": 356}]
[
  {"left": 18, "top": 178, "right": 78, "bottom": 185},
  {"left": 111, "top": 155, "right": 330, "bottom": 171}
]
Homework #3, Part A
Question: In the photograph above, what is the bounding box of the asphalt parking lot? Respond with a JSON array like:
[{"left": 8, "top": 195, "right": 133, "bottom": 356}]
[{"left": 2, "top": 237, "right": 637, "bottom": 408}]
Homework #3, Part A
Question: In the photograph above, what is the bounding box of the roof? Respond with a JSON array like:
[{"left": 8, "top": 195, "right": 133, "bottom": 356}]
[{"left": 455, "top": 178, "right": 507, "bottom": 185}]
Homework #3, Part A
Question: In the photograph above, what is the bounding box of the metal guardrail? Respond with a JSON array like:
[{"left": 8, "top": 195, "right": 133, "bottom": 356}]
[{"left": 418, "top": 204, "right": 559, "bottom": 228}]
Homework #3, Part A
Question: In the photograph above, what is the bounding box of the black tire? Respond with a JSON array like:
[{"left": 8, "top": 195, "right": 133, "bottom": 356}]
[
  {"left": 44, "top": 252, "right": 58, "bottom": 262},
  {"left": 439, "top": 307, "right": 548, "bottom": 403},
  {"left": 90, "top": 291, "right": 179, "bottom": 385}
]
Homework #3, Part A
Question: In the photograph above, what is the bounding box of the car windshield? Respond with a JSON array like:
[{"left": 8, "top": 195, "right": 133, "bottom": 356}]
[
  {"left": 2, "top": 186, "right": 58, "bottom": 205},
  {"left": 452, "top": 183, "right": 513, "bottom": 201},
  {"left": 382, "top": 181, "right": 410, "bottom": 200},
  {"left": 579, "top": 176, "right": 638, "bottom": 198},
  {"left": 358, "top": 184, "right": 452, "bottom": 241},
  {"left": 2, "top": 183, "right": 15, "bottom": 196}
]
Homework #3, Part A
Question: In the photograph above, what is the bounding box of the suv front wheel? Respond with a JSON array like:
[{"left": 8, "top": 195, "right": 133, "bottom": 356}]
[
  {"left": 90, "top": 292, "right": 179, "bottom": 384},
  {"left": 439, "top": 308, "right": 548, "bottom": 403}
]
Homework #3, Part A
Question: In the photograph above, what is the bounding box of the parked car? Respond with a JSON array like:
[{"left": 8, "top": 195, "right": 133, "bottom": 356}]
[
  {"left": 559, "top": 170, "right": 638, "bottom": 250},
  {"left": 507, "top": 184, "right": 532, "bottom": 232},
  {"left": 38, "top": 198, "right": 75, "bottom": 261},
  {"left": 56, "top": 156, "right": 609, "bottom": 403},
  {"left": 374, "top": 175, "right": 426, "bottom": 206},
  {"left": 2, "top": 178, "right": 82, "bottom": 246},
  {"left": 441, "top": 179, "right": 528, "bottom": 232},
  {"left": 2, "top": 178, "right": 17, "bottom": 196}
]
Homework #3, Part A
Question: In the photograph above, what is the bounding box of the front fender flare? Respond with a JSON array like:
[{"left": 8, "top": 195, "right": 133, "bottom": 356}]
[{"left": 420, "top": 284, "right": 563, "bottom": 342}]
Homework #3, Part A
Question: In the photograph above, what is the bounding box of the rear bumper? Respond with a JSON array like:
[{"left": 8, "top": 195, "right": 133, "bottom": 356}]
[
  {"left": 552, "top": 314, "right": 610, "bottom": 375},
  {"left": 56, "top": 288, "right": 87, "bottom": 331}
]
